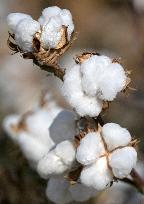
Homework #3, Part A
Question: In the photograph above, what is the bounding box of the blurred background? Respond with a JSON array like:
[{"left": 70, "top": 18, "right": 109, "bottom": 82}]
[{"left": 0, "top": 0, "right": 144, "bottom": 203}]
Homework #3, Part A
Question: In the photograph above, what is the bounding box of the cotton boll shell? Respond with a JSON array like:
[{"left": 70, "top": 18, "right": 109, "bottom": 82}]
[
  {"left": 37, "top": 151, "right": 68, "bottom": 179},
  {"left": 18, "top": 132, "right": 49, "bottom": 164},
  {"left": 46, "top": 177, "right": 72, "bottom": 204},
  {"left": 98, "top": 63, "right": 127, "bottom": 101},
  {"left": 7, "top": 13, "right": 32, "bottom": 33},
  {"left": 109, "top": 147, "right": 137, "bottom": 179},
  {"left": 55, "top": 140, "right": 76, "bottom": 166},
  {"left": 81, "top": 55, "right": 111, "bottom": 96},
  {"left": 76, "top": 132, "right": 105, "bottom": 165},
  {"left": 102, "top": 123, "right": 131, "bottom": 151},
  {"left": 38, "top": 6, "right": 61, "bottom": 25},
  {"left": 80, "top": 157, "right": 112, "bottom": 191},
  {"left": 41, "top": 16, "right": 63, "bottom": 49},
  {"left": 62, "top": 64, "right": 103, "bottom": 117},
  {"left": 69, "top": 183, "right": 97, "bottom": 202},
  {"left": 3, "top": 115, "right": 20, "bottom": 142},
  {"left": 15, "top": 18, "right": 40, "bottom": 52},
  {"left": 49, "top": 110, "right": 76, "bottom": 144}
]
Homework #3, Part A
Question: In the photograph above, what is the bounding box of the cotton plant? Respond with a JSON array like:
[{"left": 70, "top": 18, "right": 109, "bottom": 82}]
[{"left": 5, "top": 5, "right": 144, "bottom": 204}]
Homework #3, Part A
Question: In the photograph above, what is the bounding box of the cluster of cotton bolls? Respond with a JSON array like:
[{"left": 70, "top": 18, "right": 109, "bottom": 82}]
[
  {"left": 62, "top": 53, "right": 128, "bottom": 117},
  {"left": 7, "top": 6, "right": 74, "bottom": 52}
]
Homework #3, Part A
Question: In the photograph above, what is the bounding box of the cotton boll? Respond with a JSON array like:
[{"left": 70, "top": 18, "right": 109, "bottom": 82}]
[
  {"left": 109, "top": 147, "right": 137, "bottom": 179},
  {"left": 38, "top": 6, "right": 61, "bottom": 25},
  {"left": 80, "top": 157, "right": 112, "bottom": 191},
  {"left": 3, "top": 115, "right": 20, "bottom": 142},
  {"left": 69, "top": 183, "right": 97, "bottom": 202},
  {"left": 98, "top": 63, "right": 127, "bottom": 101},
  {"left": 59, "top": 9, "right": 74, "bottom": 40},
  {"left": 81, "top": 55, "right": 111, "bottom": 96},
  {"left": 37, "top": 151, "right": 68, "bottom": 179},
  {"left": 15, "top": 18, "right": 40, "bottom": 52},
  {"left": 46, "top": 177, "right": 72, "bottom": 204},
  {"left": 55, "top": 140, "right": 76, "bottom": 166},
  {"left": 76, "top": 132, "right": 105, "bottom": 165},
  {"left": 62, "top": 64, "right": 103, "bottom": 117},
  {"left": 41, "top": 16, "right": 63, "bottom": 49},
  {"left": 102, "top": 123, "right": 131, "bottom": 151},
  {"left": 7, "top": 13, "right": 32, "bottom": 33},
  {"left": 49, "top": 110, "right": 76, "bottom": 144},
  {"left": 18, "top": 132, "right": 49, "bottom": 164}
]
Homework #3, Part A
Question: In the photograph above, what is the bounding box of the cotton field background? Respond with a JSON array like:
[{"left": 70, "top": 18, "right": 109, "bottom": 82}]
[{"left": 0, "top": 0, "right": 144, "bottom": 203}]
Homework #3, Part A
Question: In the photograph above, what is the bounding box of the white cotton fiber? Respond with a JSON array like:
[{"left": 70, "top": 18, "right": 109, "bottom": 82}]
[
  {"left": 76, "top": 132, "right": 105, "bottom": 165},
  {"left": 3, "top": 114, "right": 20, "bottom": 142},
  {"left": 7, "top": 13, "right": 32, "bottom": 33},
  {"left": 102, "top": 123, "right": 131, "bottom": 151},
  {"left": 38, "top": 6, "right": 61, "bottom": 25},
  {"left": 80, "top": 157, "right": 112, "bottom": 191},
  {"left": 62, "top": 64, "right": 103, "bottom": 117},
  {"left": 18, "top": 132, "right": 49, "bottom": 164},
  {"left": 109, "top": 147, "right": 137, "bottom": 179},
  {"left": 55, "top": 140, "right": 76, "bottom": 166},
  {"left": 49, "top": 110, "right": 76, "bottom": 144},
  {"left": 15, "top": 18, "right": 40, "bottom": 52},
  {"left": 69, "top": 183, "right": 97, "bottom": 202},
  {"left": 46, "top": 177, "right": 72, "bottom": 204}
]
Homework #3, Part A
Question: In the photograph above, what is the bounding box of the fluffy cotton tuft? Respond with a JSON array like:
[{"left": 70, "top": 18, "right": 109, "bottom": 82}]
[
  {"left": 109, "top": 147, "right": 137, "bottom": 179},
  {"left": 7, "top": 13, "right": 32, "bottom": 33},
  {"left": 62, "top": 64, "right": 103, "bottom": 117},
  {"left": 102, "top": 123, "right": 131, "bottom": 151},
  {"left": 15, "top": 18, "right": 40, "bottom": 52},
  {"left": 76, "top": 132, "right": 105, "bottom": 165},
  {"left": 80, "top": 157, "right": 113, "bottom": 191}
]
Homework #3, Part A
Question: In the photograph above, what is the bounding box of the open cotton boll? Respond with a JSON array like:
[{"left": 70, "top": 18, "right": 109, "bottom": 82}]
[
  {"left": 102, "top": 123, "right": 131, "bottom": 151},
  {"left": 18, "top": 132, "right": 49, "bottom": 164},
  {"left": 49, "top": 110, "right": 76, "bottom": 144},
  {"left": 15, "top": 18, "right": 40, "bottom": 52},
  {"left": 41, "top": 16, "right": 63, "bottom": 49},
  {"left": 7, "top": 13, "right": 32, "bottom": 33},
  {"left": 80, "top": 157, "right": 112, "bottom": 191},
  {"left": 81, "top": 55, "right": 111, "bottom": 96},
  {"left": 69, "top": 183, "right": 97, "bottom": 202},
  {"left": 109, "top": 147, "right": 137, "bottom": 179},
  {"left": 76, "top": 132, "right": 105, "bottom": 165},
  {"left": 3, "top": 115, "right": 20, "bottom": 142},
  {"left": 55, "top": 140, "right": 76, "bottom": 166},
  {"left": 38, "top": 6, "right": 61, "bottom": 25},
  {"left": 46, "top": 177, "right": 72, "bottom": 204},
  {"left": 62, "top": 64, "right": 103, "bottom": 117},
  {"left": 97, "top": 63, "right": 127, "bottom": 101},
  {"left": 37, "top": 150, "right": 68, "bottom": 179},
  {"left": 59, "top": 9, "right": 74, "bottom": 40}
]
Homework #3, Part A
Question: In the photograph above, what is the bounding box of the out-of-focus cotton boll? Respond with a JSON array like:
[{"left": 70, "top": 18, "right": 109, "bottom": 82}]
[
  {"left": 18, "top": 132, "right": 49, "bottom": 164},
  {"left": 80, "top": 157, "right": 112, "bottom": 191},
  {"left": 2, "top": 114, "right": 20, "bottom": 142},
  {"left": 62, "top": 64, "right": 103, "bottom": 117},
  {"left": 49, "top": 110, "right": 76, "bottom": 144},
  {"left": 55, "top": 140, "right": 76, "bottom": 166},
  {"left": 38, "top": 6, "right": 61, "bottom": 25},
  {"left": 81, "top": 55, "right": 111, "bottom": 96},
  {"left": 69, "top": 183, "right": 97, "bottom": 202},
  {"left": 109, "top": 147, "right": 137, "bottom": 179},
  {"left": 41, "top": 16, "right": 63, "bottom": 49},
  {"left": 46, "top": 177, "right": 72, "bottom": 204},
  {"left": 76, "top": 132, "right": 105, "bottom": 165},
  {"left": 98, "top": 63, "right": 127, "bottom": 101},
  {"left": 37, "top": 150, "right": 68, "bottom": 179},
  {"left": 15, "top": 18, "right": 40, "bottom": 52},
  {"left": 7, "top": 13, "right": 32, "bottom": 33},
  {"left": 102, "top": 123, "right": 131, "bottom": 151}
]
